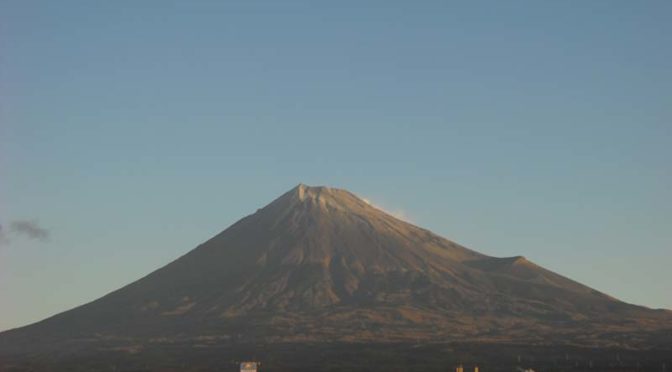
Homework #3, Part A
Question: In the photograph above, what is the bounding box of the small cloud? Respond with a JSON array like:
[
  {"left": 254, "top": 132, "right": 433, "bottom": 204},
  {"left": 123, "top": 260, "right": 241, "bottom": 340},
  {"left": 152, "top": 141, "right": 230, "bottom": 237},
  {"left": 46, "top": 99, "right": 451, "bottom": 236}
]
[
  {"left": 8, "top": 220, "right": 50, "bottom": 241},
  {"left": 359, "top": 196, "right": 413, "bottom": 223},
  {"left": 389, "top": 209, "right": 412, "bottom": 223}
]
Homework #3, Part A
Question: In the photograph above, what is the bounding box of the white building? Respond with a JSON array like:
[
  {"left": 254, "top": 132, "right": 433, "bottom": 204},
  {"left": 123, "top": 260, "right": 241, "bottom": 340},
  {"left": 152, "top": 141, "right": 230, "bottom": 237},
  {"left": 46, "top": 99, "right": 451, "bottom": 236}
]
[{"left": 240, "top": 362, "right": 258, "bottom": 372}]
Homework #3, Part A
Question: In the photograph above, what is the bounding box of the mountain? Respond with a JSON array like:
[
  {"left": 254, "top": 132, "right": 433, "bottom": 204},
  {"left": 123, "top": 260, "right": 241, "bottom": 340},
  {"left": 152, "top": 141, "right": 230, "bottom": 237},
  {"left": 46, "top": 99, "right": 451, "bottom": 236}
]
[{"left": 1, "top": 184, "right": 670, "bottom": 371}]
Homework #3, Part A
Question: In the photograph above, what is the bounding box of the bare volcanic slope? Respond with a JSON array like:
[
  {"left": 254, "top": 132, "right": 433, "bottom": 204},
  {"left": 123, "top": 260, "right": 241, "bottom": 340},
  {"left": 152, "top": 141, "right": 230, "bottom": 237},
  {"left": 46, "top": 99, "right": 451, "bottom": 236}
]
[{"left": 1, "top": 184, "right": 671, "bottom": 360}]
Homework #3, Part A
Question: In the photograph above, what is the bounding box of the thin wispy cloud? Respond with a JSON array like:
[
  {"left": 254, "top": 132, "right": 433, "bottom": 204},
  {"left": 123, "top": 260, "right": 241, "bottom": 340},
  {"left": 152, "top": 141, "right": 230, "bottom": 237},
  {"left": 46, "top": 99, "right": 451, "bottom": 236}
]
[{"left": 361, "top": 197, "right": 413, "bottom": 223}]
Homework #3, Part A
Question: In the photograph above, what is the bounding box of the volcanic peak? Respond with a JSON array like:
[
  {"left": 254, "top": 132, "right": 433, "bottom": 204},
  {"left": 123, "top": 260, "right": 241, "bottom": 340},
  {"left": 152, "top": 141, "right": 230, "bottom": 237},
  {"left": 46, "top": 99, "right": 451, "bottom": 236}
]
[{"left": 270, "top": 183, "right": 372, "bottom": 217}]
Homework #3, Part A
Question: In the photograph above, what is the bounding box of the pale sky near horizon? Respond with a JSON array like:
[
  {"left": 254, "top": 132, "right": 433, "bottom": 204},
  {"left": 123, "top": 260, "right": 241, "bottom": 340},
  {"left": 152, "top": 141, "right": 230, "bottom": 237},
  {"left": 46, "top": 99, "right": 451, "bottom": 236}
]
[{"left": 1, "top": 1, "right": 670, "bottom": 331}]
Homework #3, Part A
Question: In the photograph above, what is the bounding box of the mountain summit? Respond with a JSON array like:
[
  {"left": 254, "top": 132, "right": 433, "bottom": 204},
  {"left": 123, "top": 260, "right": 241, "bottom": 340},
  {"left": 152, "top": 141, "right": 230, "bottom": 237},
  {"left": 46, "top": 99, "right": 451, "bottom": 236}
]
[{"left": 1, "top": 184, "right": 670, "bottom": 370}]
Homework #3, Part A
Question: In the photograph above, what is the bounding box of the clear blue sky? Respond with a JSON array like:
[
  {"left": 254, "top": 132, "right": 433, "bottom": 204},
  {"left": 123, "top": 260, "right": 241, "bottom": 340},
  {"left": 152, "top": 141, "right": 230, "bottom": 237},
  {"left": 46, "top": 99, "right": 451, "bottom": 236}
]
[{"left": 1, "top": 0, "right": 670, "bottom": 331}]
